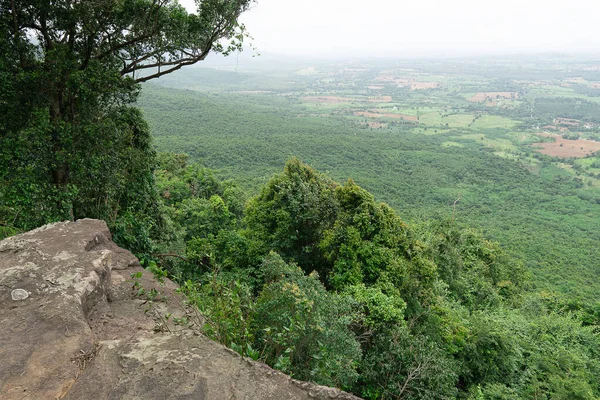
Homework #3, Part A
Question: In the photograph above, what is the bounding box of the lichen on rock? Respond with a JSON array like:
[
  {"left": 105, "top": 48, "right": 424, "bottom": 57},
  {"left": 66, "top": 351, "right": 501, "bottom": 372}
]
[{"left": 10, "top": 288, "right": 28, "bottom": 300}]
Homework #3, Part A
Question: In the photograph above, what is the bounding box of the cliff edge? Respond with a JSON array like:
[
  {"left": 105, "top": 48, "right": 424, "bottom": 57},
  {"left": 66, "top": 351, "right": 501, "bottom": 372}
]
[{"left": 0, "top": 219, "right": 361, "bottom": 400}]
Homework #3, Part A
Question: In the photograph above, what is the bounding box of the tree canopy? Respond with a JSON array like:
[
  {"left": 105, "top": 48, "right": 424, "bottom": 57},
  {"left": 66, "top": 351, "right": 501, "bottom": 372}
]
[
  {"left": 153, "top": 156, "right": 600, "bottom": 399},
  {"left": 0, "top": 0, "right": 252, "bottom": 234}
]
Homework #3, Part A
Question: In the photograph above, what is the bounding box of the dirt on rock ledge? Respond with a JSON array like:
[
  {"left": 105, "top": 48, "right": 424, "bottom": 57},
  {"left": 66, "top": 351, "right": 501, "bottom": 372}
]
[{"left": 0, "top": 219, "right": 361, "bottom": 400}]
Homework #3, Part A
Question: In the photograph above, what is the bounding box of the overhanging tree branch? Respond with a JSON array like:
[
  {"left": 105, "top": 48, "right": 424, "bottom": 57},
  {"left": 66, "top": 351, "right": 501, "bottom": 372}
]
[
  {"left": 133, "top": 48, "right": 211, "bottom": 82},
  {"left": 94, "top": 33, "right": 154, "bottom": 61}
]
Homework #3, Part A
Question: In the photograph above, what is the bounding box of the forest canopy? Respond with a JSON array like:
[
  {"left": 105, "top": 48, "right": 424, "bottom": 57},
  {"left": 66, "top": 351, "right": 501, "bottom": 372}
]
[{"left": 150, "top": 155, "right": 600, "bottom": 400}]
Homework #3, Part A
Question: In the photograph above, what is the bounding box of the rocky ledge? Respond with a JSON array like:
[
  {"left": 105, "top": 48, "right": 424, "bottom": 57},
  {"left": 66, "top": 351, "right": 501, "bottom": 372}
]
[{"left": 0, "top": 219, "right": 361, "bottom": 400}]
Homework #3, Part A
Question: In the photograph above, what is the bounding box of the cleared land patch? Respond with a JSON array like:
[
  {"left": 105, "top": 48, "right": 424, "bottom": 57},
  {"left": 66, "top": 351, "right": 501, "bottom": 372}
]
[
  {"left": 444, "top": 114, "right": 475, "bottom": 127},
  {"left": 460, "top": 134, "right": 516, "bottom": 151},
  {"left": 470, "top": 115, "right": 518, "bottom": 129},
  {"left": 417, "top": 112, "right": 475, "bottom": 128},
  {"left": 532, "top": 133, "right": 600, "bottom": 158}
]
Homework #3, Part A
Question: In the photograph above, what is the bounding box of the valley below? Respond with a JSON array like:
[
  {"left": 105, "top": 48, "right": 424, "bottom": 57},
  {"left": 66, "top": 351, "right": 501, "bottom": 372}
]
[{"left": 139, "top": 54, "right": 600, "bottom": 299}]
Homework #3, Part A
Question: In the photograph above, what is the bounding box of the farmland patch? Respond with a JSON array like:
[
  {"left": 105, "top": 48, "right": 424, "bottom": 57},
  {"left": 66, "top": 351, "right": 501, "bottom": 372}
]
[{"left": 532, "top": 133, "right": 600, "bottom": 158}]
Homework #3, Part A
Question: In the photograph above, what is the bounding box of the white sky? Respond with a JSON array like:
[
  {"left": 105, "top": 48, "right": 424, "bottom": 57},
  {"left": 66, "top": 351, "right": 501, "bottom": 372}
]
[{"left": 181, "top": 0, "right": 600, "bottom": 57}]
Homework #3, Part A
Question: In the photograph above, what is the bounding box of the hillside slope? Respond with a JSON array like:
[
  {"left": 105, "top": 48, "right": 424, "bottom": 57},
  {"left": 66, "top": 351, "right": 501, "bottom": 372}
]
[{"left": 138, "top": 84, "right": 600, "bottom": 299}]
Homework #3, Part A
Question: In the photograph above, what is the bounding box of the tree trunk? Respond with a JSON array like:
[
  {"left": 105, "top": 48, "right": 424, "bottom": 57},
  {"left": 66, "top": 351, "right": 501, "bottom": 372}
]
[
  {"left": 49, "top": 90, "right": 74, "bottom": 220},
  {"left": 49, "top": 88, "right": 70, "bottom": 187}
]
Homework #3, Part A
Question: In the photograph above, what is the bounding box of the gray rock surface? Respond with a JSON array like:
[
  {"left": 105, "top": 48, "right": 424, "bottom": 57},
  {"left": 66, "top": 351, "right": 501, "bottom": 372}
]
[{"left": 0, "top": 219, "right": 362, "bottom": 400}]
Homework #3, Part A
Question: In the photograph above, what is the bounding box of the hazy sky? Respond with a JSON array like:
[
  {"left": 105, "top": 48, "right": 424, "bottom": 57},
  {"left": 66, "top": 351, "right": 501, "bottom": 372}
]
[{"left": 181, "top": 0, "right": 600, "bottom": 57}]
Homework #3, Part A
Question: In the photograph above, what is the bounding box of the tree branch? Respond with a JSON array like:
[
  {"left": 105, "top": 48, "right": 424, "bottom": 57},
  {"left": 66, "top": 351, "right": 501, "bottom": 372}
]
[
  {"left": 120, "top": 49, "right": 163, "bottom": 73},
  {"left": 94, "top": 33, "right": 154, "bottom": 61},
  {"left": 10, "top": 0, "right": 26, "bottom": 68},
  {"left": 39, "top": 7, "right": 54, "bottom": 51},
  {"left": 133, "top": 47, "right": 211, "bottom": 82},
  {"left": 122, "top": 56, "right": 200, "bottom": 74}
]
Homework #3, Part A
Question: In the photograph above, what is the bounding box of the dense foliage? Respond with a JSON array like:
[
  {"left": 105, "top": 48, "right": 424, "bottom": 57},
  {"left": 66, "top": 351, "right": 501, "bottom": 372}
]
[
  {"left": 0, "top": 0, "right": 251, "bottom": 237},
  {"left": 138, "top": 84, "right": 600, "bottom": 300},
  {"left": 152, "top": 155, "right": 600, "bottom": 399}
]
